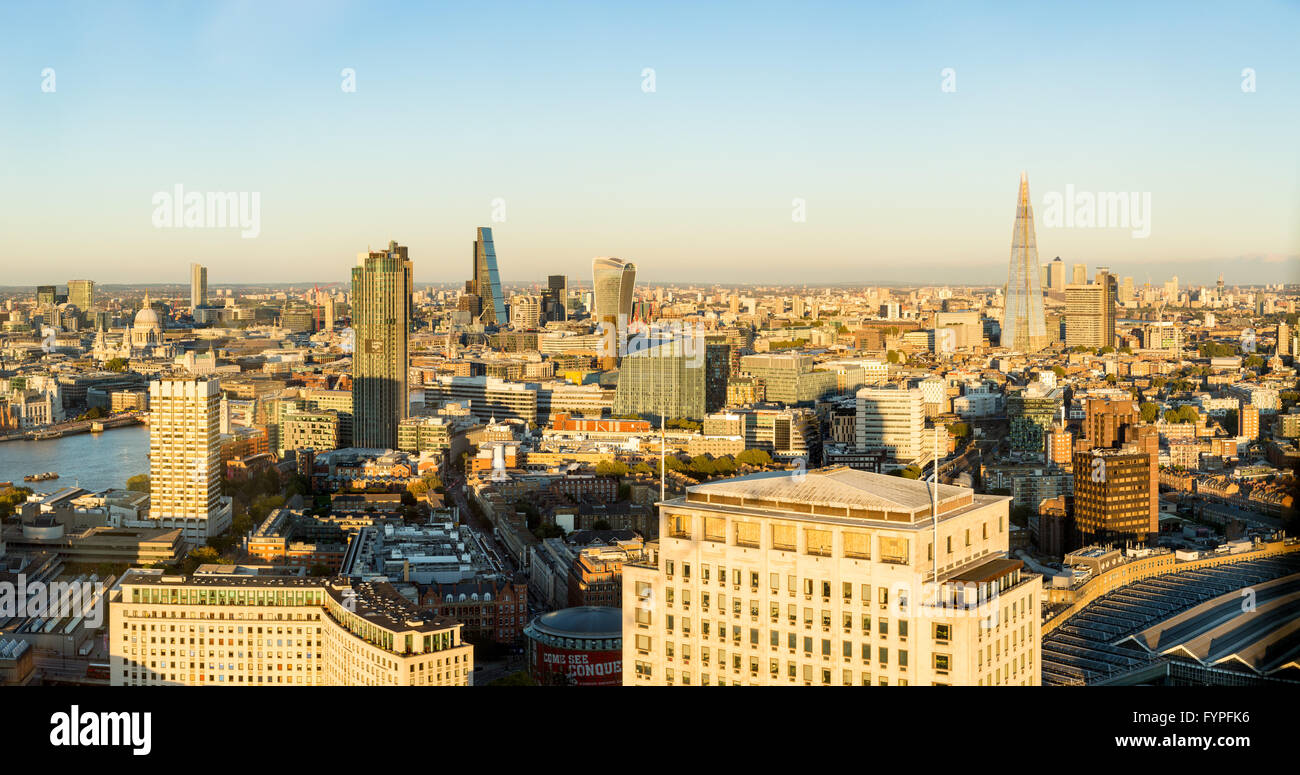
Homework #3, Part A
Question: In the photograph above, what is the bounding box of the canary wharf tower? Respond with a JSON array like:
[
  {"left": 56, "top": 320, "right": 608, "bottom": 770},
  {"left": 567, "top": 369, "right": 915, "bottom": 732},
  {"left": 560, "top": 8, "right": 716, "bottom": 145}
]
[{"left": 1001, "top": 172, "right": 1048, "bottom": 351}]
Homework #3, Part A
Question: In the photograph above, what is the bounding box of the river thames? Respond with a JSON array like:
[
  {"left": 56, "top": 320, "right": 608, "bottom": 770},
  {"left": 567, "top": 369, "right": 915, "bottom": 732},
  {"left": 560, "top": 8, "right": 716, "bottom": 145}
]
[{"left": 0, "top": 425, "right": 150, "bottom": 492}]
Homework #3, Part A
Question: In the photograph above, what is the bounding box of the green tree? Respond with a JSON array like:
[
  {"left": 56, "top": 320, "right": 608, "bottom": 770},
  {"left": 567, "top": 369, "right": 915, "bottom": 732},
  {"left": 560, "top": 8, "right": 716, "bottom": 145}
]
[
  {"left": 104, "top": 357, "right": 129, "bottom": 372},
  {"left": 736, "top": 449, "right": 773, "bottom": 467},
  {"left": 126, "top": 474, "right": 150, "bottom": 492},
  {"left": 1139, "top": 402, "right": 1161, "bottom": 423},
  {"left": 595, "top": 460, "right": 629, "bottom": 477}
]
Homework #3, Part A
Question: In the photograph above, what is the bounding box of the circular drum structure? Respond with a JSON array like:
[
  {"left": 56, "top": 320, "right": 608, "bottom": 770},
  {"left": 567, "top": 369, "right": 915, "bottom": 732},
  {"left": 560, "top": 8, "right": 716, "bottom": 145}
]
[{"left": 524, "top": 606, "right": 622, "bottom": 686}]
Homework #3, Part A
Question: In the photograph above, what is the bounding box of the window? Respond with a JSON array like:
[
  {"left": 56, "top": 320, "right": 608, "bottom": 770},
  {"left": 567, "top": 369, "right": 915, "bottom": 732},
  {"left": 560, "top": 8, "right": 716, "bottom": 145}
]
[
  {"left": 669, "top": 515, "right": 690, "bottom": 539},
  {"left": 843, "top": 531, "right": 870, "bottom": 559},
  {"left": 736, "top": 521, "right": 760, "bottom": 548},
  {"left": 805, "top": 529, "right": 832, "bottom": 557},
  {"left": 933, "top": 653, "right": 951, "bottom": 672},
  {"left": 704, "top": 517, "right": 726, "bottom": 542},
  {"left": 842, "top": 582, "right": 853, "bottom": 601},
  {"left": 772, "top": 524, "right": 796, "bottom": 552},
  {"left": 933, "top": 623, "right": 951, "bottom": 643},
  {"left": 880, "top": 536, "right": 909, "bottom": 565}
]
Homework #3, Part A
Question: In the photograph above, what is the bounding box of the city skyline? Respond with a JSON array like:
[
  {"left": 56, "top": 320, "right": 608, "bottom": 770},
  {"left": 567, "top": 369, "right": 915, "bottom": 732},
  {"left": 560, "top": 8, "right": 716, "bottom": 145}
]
[{"left": 2, "top": 2, "right": 1297, "bottom": 285}]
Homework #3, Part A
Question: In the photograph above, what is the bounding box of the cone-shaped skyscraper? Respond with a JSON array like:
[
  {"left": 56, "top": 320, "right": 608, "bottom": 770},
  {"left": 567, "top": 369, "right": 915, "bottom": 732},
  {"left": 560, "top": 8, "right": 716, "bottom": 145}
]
[{"left": 1001, "top": 172, "right": 1048, "bottom": 351}]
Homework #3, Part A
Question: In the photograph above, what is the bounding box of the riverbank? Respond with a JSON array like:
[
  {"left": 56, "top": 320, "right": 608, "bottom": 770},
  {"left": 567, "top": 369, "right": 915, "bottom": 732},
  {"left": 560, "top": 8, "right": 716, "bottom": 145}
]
[{"left": 0, "top": 425, "right": 150, "bottom": 493}]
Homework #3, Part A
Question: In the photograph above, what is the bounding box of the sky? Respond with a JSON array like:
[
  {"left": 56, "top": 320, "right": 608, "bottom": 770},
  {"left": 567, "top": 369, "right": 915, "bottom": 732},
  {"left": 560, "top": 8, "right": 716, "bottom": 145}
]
[{"left": 1, "top": 0, "right": 1297, "bottom": 288}]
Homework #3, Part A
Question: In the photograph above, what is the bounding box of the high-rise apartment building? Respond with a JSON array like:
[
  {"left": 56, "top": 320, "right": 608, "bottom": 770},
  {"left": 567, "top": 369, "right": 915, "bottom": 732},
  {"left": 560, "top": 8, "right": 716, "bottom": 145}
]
[
  {"left": 1000, "top": 173, "right": 1048, "bottom": 351},
  {"left": 190, "top": 263, "right": 208, "bottom": 311},
  {"left": 470, "top": 227, "right": 507, "bottom": 326},
  {"left": 352, "top": 241, "right": 412, "bottom": 449},
  {"left": 148, "top": 378, "right": 232, "bottom": 541},
  {"left": 36, "top": 285, "right": 57, "bottom": 307},
  {"left": 109, "top": 570, "right": 473, "bottom": 686},
  {"left": 1241, "top": 403, "right": 1259, "bottom": 440},
  {"left": 855, "top": 386, "right": 924, "bottom": 468},
  {"left": 1083, "top": 398, "right": 1139, "bottom": 448},
  {"left": 592, "top": 257, "right": 637, "bottom": 367},
  {"left": 622, "top": 468, "right": 1041, "bottom": 686},
  {"left": 68, "top": 279, "right": 95, "bottom": 311},
  {"left": 1072, "top": 448, "right": 1154, "bottom": 544},
  {"left": 1065, "top": 280, "right": 1116, "bottom": 349}
]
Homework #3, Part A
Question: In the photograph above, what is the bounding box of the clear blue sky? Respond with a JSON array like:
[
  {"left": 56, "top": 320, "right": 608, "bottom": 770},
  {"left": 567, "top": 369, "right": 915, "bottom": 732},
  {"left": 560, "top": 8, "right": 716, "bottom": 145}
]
[{"left": 1, "top": 0, "right": 1297, "bottom": 287}]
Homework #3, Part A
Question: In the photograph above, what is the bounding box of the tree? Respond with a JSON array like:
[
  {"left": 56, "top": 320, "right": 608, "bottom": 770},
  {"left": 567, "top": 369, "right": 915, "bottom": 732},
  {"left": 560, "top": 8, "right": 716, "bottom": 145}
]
[
  {"left": 886, "top": 350, "right": 901, "bottom": 364},
  {"left": 1139, "top": 402, "right": 1161, "bottom": 424},
  {"left": 631, "top": 462, "right": 654, "bottom": 475},
  {"left": 308, "top": 564, "right": 333, "bottom": 577},
  {"left": 126, "top": 474, "right": 150, "bottom": 492},
  {"left": 1052, "top": 365, "right": 1066, "bottom": 379},
  {"left": 595, "top": 460, "right": 629, "bottom": 477},
  {"left": 736, "top": 449, "right": 773, "bottom": 467},
  {"left": 104, "top": 357, "right": 129, "bottom": 372},
  {"left": 946, "top": 422, "right": 971, "bottom": 440},
  {"left": 592, "top": 519, "right": 612, "bottom": 531}
]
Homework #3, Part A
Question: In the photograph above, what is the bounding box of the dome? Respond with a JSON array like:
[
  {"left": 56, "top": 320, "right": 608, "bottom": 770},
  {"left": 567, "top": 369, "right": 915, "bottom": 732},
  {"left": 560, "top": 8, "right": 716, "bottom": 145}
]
[
  {"left": 528, "top": 606, "right": 622, "bottom": 639},
  {"left": 134, "top": 307, "right": 160, "bottom": 328},
  {"left": 134, "top": 294, "right": 162, "bottom": 329}
]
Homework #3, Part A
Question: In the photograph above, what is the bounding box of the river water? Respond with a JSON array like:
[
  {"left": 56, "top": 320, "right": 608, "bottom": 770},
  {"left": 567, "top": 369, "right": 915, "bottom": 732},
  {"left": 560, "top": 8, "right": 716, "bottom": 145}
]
[{"left": 0, "top": 425, "right": 150, "bottom": 493}]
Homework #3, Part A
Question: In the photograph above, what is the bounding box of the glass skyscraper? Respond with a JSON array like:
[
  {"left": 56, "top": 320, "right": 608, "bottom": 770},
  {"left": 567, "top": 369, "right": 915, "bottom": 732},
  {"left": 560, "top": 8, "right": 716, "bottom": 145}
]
[
  {"left": 471, "top": 227, "right": 507, "bottom": 326},
  {"left": 1001, "top": 172, "right": 1048, "bottom": 351},
  {"left": 592, "top": 256, "right": 636, "bottom": 366},
  {"left": 352, "top": 241, "right": 412, "bottom": 449}
]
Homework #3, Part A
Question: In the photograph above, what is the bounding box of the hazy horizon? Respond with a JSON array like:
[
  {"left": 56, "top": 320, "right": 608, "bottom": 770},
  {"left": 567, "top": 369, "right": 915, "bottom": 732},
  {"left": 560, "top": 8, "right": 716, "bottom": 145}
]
[{"left": 2, "top": 1, "right": 1297, "bottom": 286}]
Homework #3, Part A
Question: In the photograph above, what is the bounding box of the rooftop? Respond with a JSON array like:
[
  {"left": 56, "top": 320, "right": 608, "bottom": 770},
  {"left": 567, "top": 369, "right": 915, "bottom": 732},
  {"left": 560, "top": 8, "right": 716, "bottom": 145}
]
[{"left": 679, "top": 466, "right": 988, "bottom": 522}]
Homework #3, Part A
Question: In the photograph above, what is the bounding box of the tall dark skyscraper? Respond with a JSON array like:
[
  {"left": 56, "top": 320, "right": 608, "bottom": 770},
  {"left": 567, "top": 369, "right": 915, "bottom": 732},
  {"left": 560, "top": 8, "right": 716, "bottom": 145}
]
[
  {"left": 544, "top": 274, "right": 568, "bottom": 321},
  {"left": 470, "top": 227, "right": 507, "bottom": 326},
  {"left": 1001, "top": 172, "right": 1048, "bottom": 351},
  {"left": 352, "top": 241, "right": 412, "bottom": 449}
]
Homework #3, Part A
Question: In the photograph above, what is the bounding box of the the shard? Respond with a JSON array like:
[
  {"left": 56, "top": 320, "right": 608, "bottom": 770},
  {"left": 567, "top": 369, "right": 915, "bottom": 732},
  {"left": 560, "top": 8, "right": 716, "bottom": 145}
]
[{"left": 1001, "top": 172, "right": 1048, "bottom": 351}]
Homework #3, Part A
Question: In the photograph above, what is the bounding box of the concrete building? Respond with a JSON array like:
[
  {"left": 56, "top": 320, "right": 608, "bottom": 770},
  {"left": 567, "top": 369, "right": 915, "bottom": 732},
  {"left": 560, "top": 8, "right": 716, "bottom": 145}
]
[
  {"left": 148, "top": 378, "right": 232, "bottom": 542},
  {"left": 109, "top": 569, "right": 473, "bottom": 686},
  {"left": 854, "top": 386, "right": 924, "bottom": 468},
  {"left": 622, "top": 467, "right": 1041, "bottom": 686}
]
